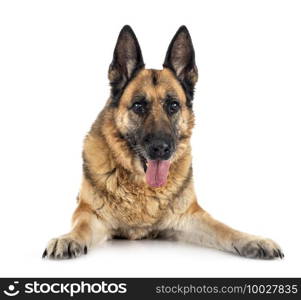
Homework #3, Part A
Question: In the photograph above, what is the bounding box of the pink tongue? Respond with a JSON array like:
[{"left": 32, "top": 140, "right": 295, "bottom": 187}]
[{"left": 146, "top": 160, "right": 171, "bottom": 188}]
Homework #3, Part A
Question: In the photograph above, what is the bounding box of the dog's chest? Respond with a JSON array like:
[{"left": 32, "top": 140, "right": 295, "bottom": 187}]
[
  {"left": 109, "top": 190, "right": 170, "bottom": 227},
  {"left": 90, "top": 165, "right": 191, "bottom": 230},
  {"left": 93, "top": 182, "right": 171, "bottom": 228}
]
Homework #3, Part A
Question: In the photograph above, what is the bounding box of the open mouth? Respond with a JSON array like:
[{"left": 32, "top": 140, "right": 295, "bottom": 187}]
[
  {"left": 140, "top": 156, "right": 171, "bottom": 188},
  {"left": 143, "top": 159, "right": 171, "bottom": 188}
]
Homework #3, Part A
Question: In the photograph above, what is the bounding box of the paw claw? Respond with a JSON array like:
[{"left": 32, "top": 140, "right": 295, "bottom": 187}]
[
  {"left": 233, "top": 246, "right": 241, "bottom": 256},
  {"left": 234, "top": 238, "right": 283, "bottom": 260},
  {"left": 278, "top": 249, "right": 284, "bottom": 259},
  {"left": 43, "top": 237, "right": 87, "bottom": 260}
]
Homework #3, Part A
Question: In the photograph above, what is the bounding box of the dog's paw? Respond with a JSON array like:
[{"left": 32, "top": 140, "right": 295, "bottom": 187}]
[
  {"left": 233, "top": 238, "right": 284, "bottom": 260},
  {"left": 42, "top": 236, "right": 88, "bottom": 259}
]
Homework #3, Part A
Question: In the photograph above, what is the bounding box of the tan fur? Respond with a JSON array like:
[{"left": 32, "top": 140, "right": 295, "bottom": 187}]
[{"left": 43, "top": 54, "right": 283, "bottom": 260}]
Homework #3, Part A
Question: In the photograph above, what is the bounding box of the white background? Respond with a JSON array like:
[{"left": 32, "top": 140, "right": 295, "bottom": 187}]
[{"left": 0, "top": 0, "right": 300, "bottom": 277}]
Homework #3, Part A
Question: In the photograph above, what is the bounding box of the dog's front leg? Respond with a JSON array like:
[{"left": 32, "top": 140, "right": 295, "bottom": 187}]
[
  {"left": 42, "top": 202, "right": 108, "bottom": 259},
  {"left": 170, "top": 202, "right": 284, "bottom": 259}
]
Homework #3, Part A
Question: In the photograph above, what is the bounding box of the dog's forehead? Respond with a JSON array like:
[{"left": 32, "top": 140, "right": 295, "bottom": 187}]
[{"left": 120, "top": 68, "right": 186, "bottom": 105}]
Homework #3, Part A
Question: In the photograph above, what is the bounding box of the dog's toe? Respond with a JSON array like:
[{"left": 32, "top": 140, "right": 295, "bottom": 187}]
[
  {"left": 43, "top": 236, "right": 87, "bottom": 259},
  {"left": 234, "top": 238, "right": 283, "bottom": 260}
]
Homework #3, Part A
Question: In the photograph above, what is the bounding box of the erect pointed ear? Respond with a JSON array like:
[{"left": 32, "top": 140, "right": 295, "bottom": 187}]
[
  {"left": 108, "top": 25, "right": 144, "bottom": 105},
  {"left": 163, "top": 26, "right": 198, "bottom": 107}
]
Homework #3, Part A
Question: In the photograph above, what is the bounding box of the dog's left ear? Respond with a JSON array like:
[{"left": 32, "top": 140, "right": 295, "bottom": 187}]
[
  {"left": 163, "top": 26, "right": 198, "bottom": 106},
  {"left": 109, "top": 25, "right": 144, "bottom": 105}
]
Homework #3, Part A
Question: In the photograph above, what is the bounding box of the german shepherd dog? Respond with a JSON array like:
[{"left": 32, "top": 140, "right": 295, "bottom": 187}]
[{"left": 43, "top": 26, "right": 283, "bottom": 260}]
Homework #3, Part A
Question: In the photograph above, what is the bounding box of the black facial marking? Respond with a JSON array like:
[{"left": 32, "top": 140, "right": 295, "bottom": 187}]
[
  {"left": 140, "top": 155, "right": 147, "bottom": 172},
  {"left": 151, "top": 70, "right": 158, "bottom": 86}
]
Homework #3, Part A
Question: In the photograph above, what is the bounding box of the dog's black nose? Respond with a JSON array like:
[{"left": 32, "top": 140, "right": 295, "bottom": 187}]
[{"left": 148, "top": 140, "right": 171, "bottom": 160}]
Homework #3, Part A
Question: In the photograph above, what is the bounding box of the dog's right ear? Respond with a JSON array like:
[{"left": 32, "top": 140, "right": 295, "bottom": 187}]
[{"left": 108, "top": 25, "right": 144, "bottom": 105}]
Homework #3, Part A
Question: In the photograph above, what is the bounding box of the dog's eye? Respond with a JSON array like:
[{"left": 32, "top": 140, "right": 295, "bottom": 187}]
[
  {"left": 167, "top": 100, "right": 180, "bottom": 115},
  {"left": 131, "top": 101, "right": 148, "bottom": 115}
]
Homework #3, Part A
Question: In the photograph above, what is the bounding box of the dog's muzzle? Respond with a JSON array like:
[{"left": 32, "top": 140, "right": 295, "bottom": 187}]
[{"left": 142, "top": 133, "right": 175, "bottom": 188}]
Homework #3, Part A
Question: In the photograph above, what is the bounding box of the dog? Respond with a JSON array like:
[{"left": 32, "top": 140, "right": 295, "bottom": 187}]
[{"left": 43, "top": 25, "right": 283, "bottom": 260}]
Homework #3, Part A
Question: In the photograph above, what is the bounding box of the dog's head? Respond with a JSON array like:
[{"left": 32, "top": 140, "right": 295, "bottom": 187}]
[{"left": 108, "top": 25, "right": 198, "bottom": 188}]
